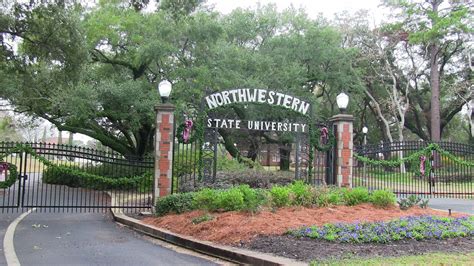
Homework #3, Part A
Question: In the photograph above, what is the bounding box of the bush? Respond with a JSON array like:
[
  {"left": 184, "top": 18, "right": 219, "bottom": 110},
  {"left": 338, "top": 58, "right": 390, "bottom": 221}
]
[
  {"left": 270, "top": 185, "right": 291, "bottom": 207},
  {"left": 82, "top": 162, "right": 148, "bottom": 178},
  {"left": 289, "top": 181, "right": 312, "bottom": 206},
  {"left": 155, "top": 192, "right": 196, "bottom": 216},
  {"left": 370, "top": 189, "right": 397, "bottom": 208},
  {"left": 398, "top": 195, "right": 429, "bottom": 210},
  {"left": 215, "top": 187, "right": 245, "bottom": 211},
  {"left": 343, "top": 187, "right": 370, "bottom": 206},
  {"left": 43, "top": 165, "right": 152, "bottom": 191},
  {"left": 193, "top": 188, "right": 219, "bottom": 211},
  {"left": 315, "top": 187, "right": 345, "bottom": 207},
  {"left": 237, "top": 185, "right": 267, "bottom": 212}
]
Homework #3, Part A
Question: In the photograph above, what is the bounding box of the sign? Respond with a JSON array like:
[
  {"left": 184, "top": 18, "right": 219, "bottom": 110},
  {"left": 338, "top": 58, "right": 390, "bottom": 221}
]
[
  {"left": 0, "top": 163, "right": 8, "bottom": 182},
  {"left": 205, "top": 89, "right": 310, "bottom": 116},
  {"left": 207, "top": 118, "right": 308, "bottom": 133}
]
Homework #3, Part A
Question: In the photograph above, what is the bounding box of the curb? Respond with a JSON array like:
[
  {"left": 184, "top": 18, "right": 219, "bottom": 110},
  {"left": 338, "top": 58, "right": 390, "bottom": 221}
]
[{"left": 110, "top": 209, "right": 305, "bottom": 266}]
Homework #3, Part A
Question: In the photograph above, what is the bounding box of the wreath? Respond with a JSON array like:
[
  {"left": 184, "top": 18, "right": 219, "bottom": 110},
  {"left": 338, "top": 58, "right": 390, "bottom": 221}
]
[
  {"left": 311, "top": 126, "right": 336, "bottom": 152},
  {"left": 176, "top": 120, "right": 199, "bottom": 144},
  {"left": 0, "top": 163, "right": 18, "bottom": 189}
]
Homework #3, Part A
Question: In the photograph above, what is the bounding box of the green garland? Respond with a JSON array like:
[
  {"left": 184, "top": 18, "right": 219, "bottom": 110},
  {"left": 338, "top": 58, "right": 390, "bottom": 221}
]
[
  {"left": 0, "top": 163, "right": 18, "bottom": 189},
  {"left": 0, "top": 144, "right": 150, "bottom": 190},
  {"left": 354, "top": 143, "right": 474, "bottom": 177},
  {"left": 308, "top": 124, "right": 336, "bottom": 152}
]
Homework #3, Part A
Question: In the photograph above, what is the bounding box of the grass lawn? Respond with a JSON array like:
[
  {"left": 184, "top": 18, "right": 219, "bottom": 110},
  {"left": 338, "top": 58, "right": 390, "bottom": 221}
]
[{"left": 311, "top": 252, "right": 474, "bottom": 265}]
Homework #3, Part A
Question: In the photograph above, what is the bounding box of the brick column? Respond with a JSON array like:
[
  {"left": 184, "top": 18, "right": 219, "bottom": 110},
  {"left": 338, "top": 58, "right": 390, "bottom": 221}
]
[
  {"left": 329, "top": 114, "right": 354, "bottom": 187},
  {"left": 154, "top": 103, "right": 175, "bottom": 205}
]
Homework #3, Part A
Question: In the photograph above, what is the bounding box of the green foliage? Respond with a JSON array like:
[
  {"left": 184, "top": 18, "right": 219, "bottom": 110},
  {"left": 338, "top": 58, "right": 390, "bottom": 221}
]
[
  {"left": 398, "top": 195, "right": 429, "bottom": 210},
  {"left": 191, "top": 213, "right": 214, "bottom": 225},
  {"left": 355, "top": 144, "right": 474, "bottom": 181},
  {"left": 370, "top": 190, "right": 397, "bottom": 208},
  {"left": 269, "top": 185, "right": 291, "bottom": 207},
  {"left": 315, "top": 188, "right": 345, "bottom": 207},
  {"left": 237, "top": 185, "right": 266, "bottom": 212},
  {"left": 214, "top": 187, "right": 245, "bottom": 211},
  {"left": 83, "top": 162, "right": 149, "bottom": 178},
  {"left": 291, "top": 216, "right": 474, "bottom": 244},
  {"left": 217, "top": 156, "right": 247, "bottom": 172},
  {"left": 0, "top": 143, "right": 152, "bottom": 191},
  {"left": 155, "top": 192, "right": 196, "bottom": 216},
  {"left": 193, "top": 188, "right": 219, "bottom": 211},
  {"left": 0, "top": 163, "right": 18, "bottom": 189},
  {"left": 43, "top": 165, "right": 152, "bottom": 191},
  {"left": 343, "top": 187, "right": 370, "bottom": 206},
  {"left": 288, "top": 181, "right": 313, "bottom": 206}
]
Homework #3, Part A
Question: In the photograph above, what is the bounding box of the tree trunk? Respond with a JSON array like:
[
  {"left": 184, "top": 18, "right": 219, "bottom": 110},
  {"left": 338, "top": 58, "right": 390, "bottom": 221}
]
[
  {"left": 429, "top": 43, "right": 441, "bottom": 141},
  {"left": 68, "top": 132, "right": 73, "bottom": 145},
  {"left": 429, "top": 1, "right": 441, "bottom": 141},
  {"left": 279, "top": 143, "right": 291, "bottom": 171}
]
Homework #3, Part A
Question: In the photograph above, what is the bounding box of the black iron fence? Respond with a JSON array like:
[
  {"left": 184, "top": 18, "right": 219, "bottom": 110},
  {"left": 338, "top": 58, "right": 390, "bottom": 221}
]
[
  {"left": 0, "top": 142, "right": 154, "bottom": 213},
  {"left": 353, "top": 141, "right": 474, "bottom": 198}
]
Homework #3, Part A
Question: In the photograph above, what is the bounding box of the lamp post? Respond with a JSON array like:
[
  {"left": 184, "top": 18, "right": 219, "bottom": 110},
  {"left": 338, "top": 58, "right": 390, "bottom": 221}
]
[
  {"left": 329, "top": 92, "right": 354, "bottom": 187},
  {"left": 158, "top": 80, "right": 172, "bottom": 103},
  {"left": 154, "top": 80, "right": 175, "bottom": 207},
  {"left": 362, "top": 126, "right": 368, "bottom": 178},
  {"left": 336, "top": 92, "right": 349, "bottom": 114}
]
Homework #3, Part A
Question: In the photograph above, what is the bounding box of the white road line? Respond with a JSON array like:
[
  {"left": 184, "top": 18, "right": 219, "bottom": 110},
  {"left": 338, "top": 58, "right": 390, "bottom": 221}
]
[{"left": 3, "top": 208, "right": 36, "bottom": 266}]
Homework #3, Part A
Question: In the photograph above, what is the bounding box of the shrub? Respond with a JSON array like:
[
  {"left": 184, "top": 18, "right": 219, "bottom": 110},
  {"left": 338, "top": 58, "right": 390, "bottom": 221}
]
[
  {"left": 316, "top": 187, "right": 345, "bottom": 207},
  {"left": 270, "top": 185, "right": 291, "bottom": 207},
  {"left": 43, "top": 165, "right": 152, "bottom": 191},
  {"left": 215, "top": 187, "right": 245, "bottom": 211},
  {"left": 398, "top": 195, "right": 429, "bottom": 210},
  {"left": 82, "top": 162, "right": 148, "bottom": 178},
  {"left": 193, "top": 188, "right": 219, "bottom": 211},
  {"left": 343, "top": 187, "right": 370, "bottom": 206},
  {"left": 370, "top": 189, "right": 397, "bottom": 208},
  {"left": 289, "top": 181, "right": 312, "bottom": 206},
  {"left": 237, "top": 185, "right": 267, "bottom": 212},
  {"left": 155, "top": 192, "right": 196, "bottom": 216}
]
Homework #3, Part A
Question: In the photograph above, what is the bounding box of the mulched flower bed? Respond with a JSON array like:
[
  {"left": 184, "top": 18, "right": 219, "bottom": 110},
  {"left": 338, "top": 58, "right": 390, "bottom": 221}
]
[
  {"left": 245, "top": 234, "right": 474, "bottom": 262},
  {"left": 142, "top": 204, "right": 466, "bottom": 245}
]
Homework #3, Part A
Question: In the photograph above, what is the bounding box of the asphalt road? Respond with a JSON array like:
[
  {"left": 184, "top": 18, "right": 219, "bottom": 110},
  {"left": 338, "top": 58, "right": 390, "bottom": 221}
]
[
  {"left": 2, "top": 211, "right": 218, "bottom": 266},
  {"left": 428, "top": 198, "right": 474, "bottom": 214},
  {"left": 0, "top": 212, "right": 20, "bottom": 265}
]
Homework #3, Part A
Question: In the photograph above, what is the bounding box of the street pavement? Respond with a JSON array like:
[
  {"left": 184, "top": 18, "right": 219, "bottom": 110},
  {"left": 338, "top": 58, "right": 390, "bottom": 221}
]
[
  {"left": 4, "top": 211, "right": 218, "bottom": 266},
  {"left": 0, "top": 212, "right": 20, "bottom": 265},
  {"left": 428, "top": 198, "right": 474, "bottom": 214}
]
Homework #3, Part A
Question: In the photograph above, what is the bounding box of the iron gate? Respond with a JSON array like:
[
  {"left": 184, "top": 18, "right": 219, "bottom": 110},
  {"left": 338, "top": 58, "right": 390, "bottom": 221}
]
[
  {"left": 0, "top": 142, "right": 154, "bottom": 213},
  {"left": 172, "top": 119, "right": 336, "bottom": 192},
  {"left": 353, "top": 141, "right": 474, "bottom": 198}
]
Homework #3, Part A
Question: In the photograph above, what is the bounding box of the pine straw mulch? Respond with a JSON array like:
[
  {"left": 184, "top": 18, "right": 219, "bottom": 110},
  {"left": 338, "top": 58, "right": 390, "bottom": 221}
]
[{"left": 142, "top": 204, "right": 467, "bottom": 245}]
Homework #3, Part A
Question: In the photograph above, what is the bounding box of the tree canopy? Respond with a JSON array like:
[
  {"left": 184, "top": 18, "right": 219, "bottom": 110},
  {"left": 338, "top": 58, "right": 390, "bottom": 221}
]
[{"left": 0, "top": 0, "right": 472, "bottom": 158}]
